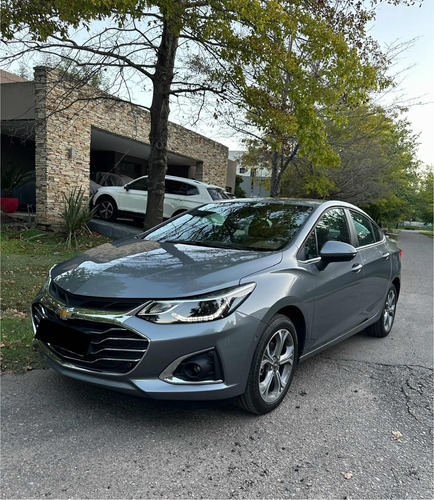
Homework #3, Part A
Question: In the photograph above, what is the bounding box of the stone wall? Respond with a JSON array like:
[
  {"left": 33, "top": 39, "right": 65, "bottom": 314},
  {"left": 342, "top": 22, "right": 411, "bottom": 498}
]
[{"left": 34, "top": 67, "right": 228, "bottom": 225}]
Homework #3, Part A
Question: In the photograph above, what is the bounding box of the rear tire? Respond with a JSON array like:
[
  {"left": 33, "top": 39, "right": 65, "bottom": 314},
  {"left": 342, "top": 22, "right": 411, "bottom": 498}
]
[
  {"left": 97, "top": 197, "right": 118, "bottom": 222},
  {"left": 238, "top": 314, "right": 298, "bottom": 415},
  {"left": 366, "top": 285, "right": 397, "bottom": 337}
]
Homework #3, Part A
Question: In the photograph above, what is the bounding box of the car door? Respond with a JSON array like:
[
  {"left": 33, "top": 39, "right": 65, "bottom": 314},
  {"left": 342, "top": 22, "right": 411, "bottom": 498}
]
[
  {"left": 347, "top": 210, "right": 392, "bottom": 319},
  {"left": 300, "top": 208, "right": 367, "bottom": 350},
  {"left": 121, "top": 177, "right": 148, "bottom": 215}
]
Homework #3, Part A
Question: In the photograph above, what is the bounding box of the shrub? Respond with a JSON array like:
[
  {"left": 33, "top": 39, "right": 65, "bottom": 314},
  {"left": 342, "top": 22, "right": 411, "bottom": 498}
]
[
  {"left": 60, "top": 187, "right": 97, "bottom": 250},
  {"left": 1, "top": 168, "right": 34, "bottom": 197}
]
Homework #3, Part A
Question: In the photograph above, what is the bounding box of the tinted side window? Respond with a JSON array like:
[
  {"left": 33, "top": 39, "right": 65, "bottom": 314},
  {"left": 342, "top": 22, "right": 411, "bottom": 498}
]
[
  {"left": 184, "top": 183, "right": 199, "bottom": 196},
  {"left": 316, "top": 208, "right": 351, "bottom": 251},
  {"left": 165, "top": 180, "right": 199, "bottom": 196},
  {"left": 165, "top": 180, "right": 181, "bottom": 195},
  {"left": 128, "top": 178, "right": 148, "bottom": 191},
  {"left": 350, "top": 211, "right": 375, "bottom": 247},
  {"left": 372, "top": 223, "right": 384, "bottom": 242},
  {"left": 207, "top": 188, "right": 229, "bottom": 200},
  {"left": 303, "top": 231, "right": 318, "bottom": 260}
]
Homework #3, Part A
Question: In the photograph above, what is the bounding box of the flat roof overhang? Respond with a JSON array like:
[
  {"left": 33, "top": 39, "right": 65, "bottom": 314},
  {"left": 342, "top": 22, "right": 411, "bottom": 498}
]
[
  {"left": 91, "top": 128, "right": 197, "bottom": 166},
  {"left": 1, "top": 122, "right": 200, "bottom": 168}
]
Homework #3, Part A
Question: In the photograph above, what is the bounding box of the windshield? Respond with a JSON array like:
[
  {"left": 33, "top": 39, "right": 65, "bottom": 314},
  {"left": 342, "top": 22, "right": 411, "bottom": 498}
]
[{"left": 143, "top": 201, "right": 313, "bottom": 251}]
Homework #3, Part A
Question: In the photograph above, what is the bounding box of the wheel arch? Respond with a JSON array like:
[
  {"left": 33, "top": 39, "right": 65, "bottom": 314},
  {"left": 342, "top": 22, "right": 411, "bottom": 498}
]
[
  {"left": 275, "top": 305, "right": 306, "bottom": 358},
  {"left": 392, "top": 277, "right": 401, "bottom": 299},
  {"left": 97, "top": 193, "right": 116, "bottom": 203}
]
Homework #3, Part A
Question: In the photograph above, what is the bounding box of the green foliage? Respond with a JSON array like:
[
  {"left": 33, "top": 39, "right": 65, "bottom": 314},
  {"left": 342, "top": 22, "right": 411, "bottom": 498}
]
[
  {"left": 0, "top": 227, "right": 110, "bottom": 372},
  {"left": 205, "top": 2, "right": 415, "bottom": 197},
  {"left": 1, "top": 168, "right": 34, "bottom": 198},
  {"left": 50, "top": 56, "right": 111, "bottom": 91},
  {"left": 415, "top": 170, "right": 434, "bottom": 224},
  {"left": 1, "top": 0, "right": 418, "bottom": 223},
  {"left": 60, "top": 187, "right": 97, "bottom": 250},
  {"left": 234, "top": 175, "right": 246, "bottom": 198},
  {"left": 267, "top": 105, "right": 421, "bottom": 224}
]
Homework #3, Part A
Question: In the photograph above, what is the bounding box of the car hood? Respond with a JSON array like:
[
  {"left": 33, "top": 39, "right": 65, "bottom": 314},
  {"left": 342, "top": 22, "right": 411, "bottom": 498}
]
[{"left": 51, "top": 238, "right": 282, "bottom": 299}]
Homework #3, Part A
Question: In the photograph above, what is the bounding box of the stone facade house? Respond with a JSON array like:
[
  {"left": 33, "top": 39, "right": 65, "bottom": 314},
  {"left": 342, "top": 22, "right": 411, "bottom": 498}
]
[{"left": 1, "top": 67, "right": 229, "bottom": 225}]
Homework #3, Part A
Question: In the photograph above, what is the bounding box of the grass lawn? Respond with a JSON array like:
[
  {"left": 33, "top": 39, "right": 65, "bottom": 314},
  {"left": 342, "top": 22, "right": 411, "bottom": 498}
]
[{"left": 1, "top": 226, "right": 111, "bottom": 373}]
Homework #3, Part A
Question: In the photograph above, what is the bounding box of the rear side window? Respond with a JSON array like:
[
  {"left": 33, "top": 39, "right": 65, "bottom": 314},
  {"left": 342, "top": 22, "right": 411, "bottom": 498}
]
[
  {"left": 207, "top": 188, "right": 230, "bottom": 200},
  {"left": 350, "top": 211, "right": 376, "bottom": 247},
  {"left": 372, "top": 223, "right": 384, "bottom": 242},
  {"left": 165, "top": 180, "right": 199, "bottom": 196}
]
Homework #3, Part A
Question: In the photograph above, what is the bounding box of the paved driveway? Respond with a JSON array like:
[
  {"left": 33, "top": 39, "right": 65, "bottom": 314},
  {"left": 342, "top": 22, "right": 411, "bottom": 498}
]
[{"left": 1, "top": 232, "right": 432, "bottom": 499}]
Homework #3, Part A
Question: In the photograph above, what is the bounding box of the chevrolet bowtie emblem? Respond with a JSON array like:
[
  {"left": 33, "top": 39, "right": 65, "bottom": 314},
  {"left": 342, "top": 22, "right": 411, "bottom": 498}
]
[{"left": 57, "top": 307, "right": 73, "bottom": 320}]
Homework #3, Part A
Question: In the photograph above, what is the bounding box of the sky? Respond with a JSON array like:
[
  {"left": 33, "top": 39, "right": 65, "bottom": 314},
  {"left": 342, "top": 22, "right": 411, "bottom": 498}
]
[
  {"left": 369, "top": 0, "right": 434, "bottom": 167},
  {"left": 213, "top": 0, "right": 434, "bottom": 167}
]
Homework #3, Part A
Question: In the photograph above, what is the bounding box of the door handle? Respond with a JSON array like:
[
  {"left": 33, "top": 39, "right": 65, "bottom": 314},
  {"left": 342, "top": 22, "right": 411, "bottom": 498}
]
[
  {"left": 382, "top": 252, "right": 390, "bottom": 259},
  {"left": 352, "top": 263, "right": 363, "bottom": 273}
]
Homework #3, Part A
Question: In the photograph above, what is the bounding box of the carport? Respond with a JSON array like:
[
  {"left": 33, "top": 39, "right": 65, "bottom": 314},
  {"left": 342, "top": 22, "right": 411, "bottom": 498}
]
[
  {"left": 90, "top": 128, "right": 199, "bottom": 181},
  {"left": 0, "top": 67, "right": 229, "bottom": 226}
]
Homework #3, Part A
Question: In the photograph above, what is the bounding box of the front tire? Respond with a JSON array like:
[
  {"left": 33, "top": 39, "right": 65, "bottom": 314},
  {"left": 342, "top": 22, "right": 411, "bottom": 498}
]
[
  {"left": 97, "top": 197, "right": 118, "bottom": 222},
  {"left": 367, "top": 285, "right": 397, "bottom": 337},
  {"left": 238, "top": 314, "right": 298, "bottom": 415}
]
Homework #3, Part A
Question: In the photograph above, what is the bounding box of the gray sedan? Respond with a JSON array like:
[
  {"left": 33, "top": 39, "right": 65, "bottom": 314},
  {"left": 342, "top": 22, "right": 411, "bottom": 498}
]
[{"left": 32, "top": 199, "right": 401, "bottom": 414}]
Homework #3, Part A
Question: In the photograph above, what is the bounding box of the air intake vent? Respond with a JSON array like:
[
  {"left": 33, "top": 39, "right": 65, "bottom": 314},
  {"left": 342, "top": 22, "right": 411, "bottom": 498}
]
[{"left": 33, "top": 304, "right": 149, "bottom": 374}]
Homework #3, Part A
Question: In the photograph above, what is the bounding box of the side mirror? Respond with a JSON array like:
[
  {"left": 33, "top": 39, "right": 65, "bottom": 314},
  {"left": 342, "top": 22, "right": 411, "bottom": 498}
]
[
  {"left": 317, "top": 241, "right": 357, "bottom": 271},
  {"left": 124, "top": 185, "right": 130, "bottom": 191}
]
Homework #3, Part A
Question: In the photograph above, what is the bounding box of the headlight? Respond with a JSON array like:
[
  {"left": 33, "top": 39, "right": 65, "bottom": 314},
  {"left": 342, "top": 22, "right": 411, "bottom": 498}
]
[{"left": 136, "top": 283, "right": 256, "bottom": 324}]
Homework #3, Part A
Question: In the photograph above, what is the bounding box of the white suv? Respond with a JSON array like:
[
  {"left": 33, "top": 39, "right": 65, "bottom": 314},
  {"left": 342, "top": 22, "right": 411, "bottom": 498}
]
[{"left": 92, "top": 175, "right": 230, "bottom": 222}]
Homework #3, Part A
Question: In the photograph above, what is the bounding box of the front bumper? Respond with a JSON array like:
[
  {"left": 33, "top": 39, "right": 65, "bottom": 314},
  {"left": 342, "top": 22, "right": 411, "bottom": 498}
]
[{"left": 32, "top": 285, "right": 265, "bottom": 401}]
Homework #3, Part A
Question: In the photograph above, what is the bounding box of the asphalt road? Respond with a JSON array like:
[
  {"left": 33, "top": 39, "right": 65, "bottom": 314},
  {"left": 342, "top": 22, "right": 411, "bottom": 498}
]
[{"left": 1, "top": 231, "right": 432, "bottom": 499}]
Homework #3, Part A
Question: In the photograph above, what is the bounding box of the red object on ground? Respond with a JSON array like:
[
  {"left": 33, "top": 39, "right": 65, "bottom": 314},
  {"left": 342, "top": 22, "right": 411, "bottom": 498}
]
[{"left": 0, "top": 198, "right": 19, "bottom": 213}]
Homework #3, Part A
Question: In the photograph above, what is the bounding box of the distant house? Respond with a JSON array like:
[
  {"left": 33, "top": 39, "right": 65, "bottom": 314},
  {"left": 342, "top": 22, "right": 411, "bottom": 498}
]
[
  {"left": 1, "top": 67, "right": 229, "bottom": 225},
  {"left": 229, "top": 150, "right": 271, "bottom": 197}
]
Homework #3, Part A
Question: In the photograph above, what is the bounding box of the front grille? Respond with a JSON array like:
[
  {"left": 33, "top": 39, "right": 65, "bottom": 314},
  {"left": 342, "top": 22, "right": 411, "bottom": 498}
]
[
  {"left": 49, "top": 281, "right": 145, "bottom": 312},
  {"left": 33, "top": 304, "right": 149, "bottom": 374}
]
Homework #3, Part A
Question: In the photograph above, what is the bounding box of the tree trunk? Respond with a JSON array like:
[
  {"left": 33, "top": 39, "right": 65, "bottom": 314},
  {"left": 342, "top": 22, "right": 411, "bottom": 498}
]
[
  {"left": 270, "top": 150, "right": 281, "bottom": 198},
  {"left": 269, "top": 144, "right": 299, "bottom": 198},
  {"left": 144, "top": 16, "right": 180, "bottom": 230}
]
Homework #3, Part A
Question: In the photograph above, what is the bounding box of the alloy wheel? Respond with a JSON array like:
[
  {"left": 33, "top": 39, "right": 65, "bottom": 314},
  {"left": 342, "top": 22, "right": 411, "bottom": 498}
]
[
  {"left": 99, "top": 200, "right": 114, "bottom": 220},
  {"left": 258, "top": 328, "right": 295, "bottom": 403},
  {"left": 383, "top": 288, "right": 396, "bottom": 333}
]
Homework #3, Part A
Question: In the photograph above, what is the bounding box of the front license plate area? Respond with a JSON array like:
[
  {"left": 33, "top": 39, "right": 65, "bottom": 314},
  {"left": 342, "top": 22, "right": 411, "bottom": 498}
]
[{"left": 36, "top": 318, "right": 91, "bottom": 356}]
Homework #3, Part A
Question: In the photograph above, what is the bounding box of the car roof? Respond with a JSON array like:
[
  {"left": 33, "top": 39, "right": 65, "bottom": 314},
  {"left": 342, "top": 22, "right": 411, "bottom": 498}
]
[
  {"left": 208, "top": 197, "right": 373, "bottom": 218},
  {"left": 127, "top": 174, "right": 224, "bottom": 190},
  {"left": 216, "top": 197, "right": 366, "bottom": 210}
]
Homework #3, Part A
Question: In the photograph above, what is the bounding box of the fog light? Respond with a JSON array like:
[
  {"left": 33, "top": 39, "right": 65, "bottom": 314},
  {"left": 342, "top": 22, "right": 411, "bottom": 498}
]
[{"left": 174, "top": 350, "right": 223, "bottom": 383}]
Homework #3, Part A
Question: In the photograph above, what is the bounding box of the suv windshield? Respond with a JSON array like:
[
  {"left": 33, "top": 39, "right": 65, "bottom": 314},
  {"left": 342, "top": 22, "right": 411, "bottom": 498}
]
[{"left": 144, "top": 201, "right": 313, "bottom": 251}]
